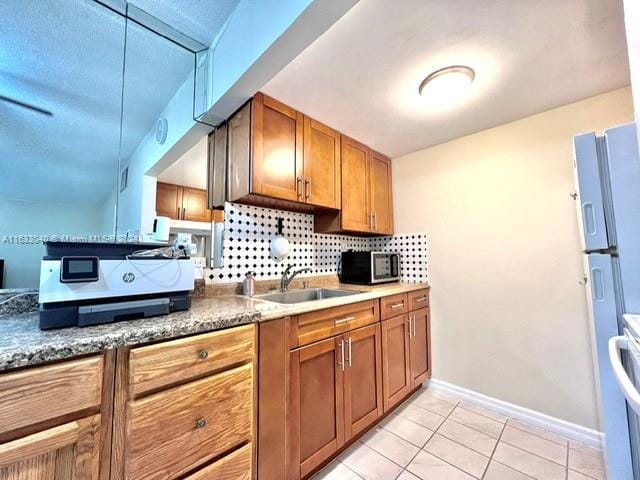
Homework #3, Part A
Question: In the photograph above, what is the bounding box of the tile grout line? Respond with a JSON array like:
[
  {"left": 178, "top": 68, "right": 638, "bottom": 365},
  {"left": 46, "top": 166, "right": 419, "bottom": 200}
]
[
  {"left": 506, "top": 417, "right": 573, "bottom": 448},
  {"left": 565, "top": 441, "right": 570, "bottom": 480},
  {"left": 336, "top": 459, "right": 366, "bottom": 480},
  {"left": 480, "top": 416, "right": 508, "bottom": 480},
  {"left": 393, "top": 400, "right": 461, "bottom": 480},
  {"left": 490, "top": 439, "right": 574, "bottom": 479},
  {"left": 408, "top": 402, "right": 497, "bottom": 480}
]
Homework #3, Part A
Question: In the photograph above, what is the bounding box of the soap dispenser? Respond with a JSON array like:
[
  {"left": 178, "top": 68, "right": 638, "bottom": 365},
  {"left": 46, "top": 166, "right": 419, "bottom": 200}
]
[{"left": 243, "top": 271, "right": 256, "bottom": 297}]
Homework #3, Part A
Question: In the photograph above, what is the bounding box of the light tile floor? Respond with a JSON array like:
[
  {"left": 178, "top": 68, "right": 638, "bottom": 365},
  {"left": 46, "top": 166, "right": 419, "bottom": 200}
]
[{"left": 312, "top": 387, "right": 606, "bottom": 480}]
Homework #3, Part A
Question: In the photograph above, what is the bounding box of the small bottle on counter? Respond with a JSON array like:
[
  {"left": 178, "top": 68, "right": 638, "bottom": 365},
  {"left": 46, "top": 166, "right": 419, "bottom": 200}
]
[{"left": 243, "top": 271, "right": 256, "bottom": 297}]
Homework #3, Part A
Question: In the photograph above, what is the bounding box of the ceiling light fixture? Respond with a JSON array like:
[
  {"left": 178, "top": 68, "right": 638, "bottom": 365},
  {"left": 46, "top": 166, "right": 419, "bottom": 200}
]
[{"left": 418, "top": 65, "right": 475, "bottom": 108}]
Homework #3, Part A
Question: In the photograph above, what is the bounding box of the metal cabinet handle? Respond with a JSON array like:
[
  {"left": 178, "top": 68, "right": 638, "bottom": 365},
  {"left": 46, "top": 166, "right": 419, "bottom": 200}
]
[
  {"left": 347, "top": 337, "right": 352, "bottom": 367},
  {"left": 373, "top": 211, "right": 377, "bottom": 231},
  {"left": 338, "top": 339, "right": 345, "bottom": 371},
  {"left": 195, "top": 418, "right": 207, "bottom": 429},
  {"left": 305, "top": 178, "right": 311, "bottom": 201},
  {"left": 369, "top": 212, "right": 374, "bottom": 230},
  {"left": 389, "top": 303, "right": 404, "bottom": 309},
  {"left": 198, "top": 350, "right": 209, "bottom": 360},
  {"left": 412, "top": 315, "right": 417, "bottom": 338},
  {"left": 335, "top": 316, "right": 355, "bottom": 325},
  {"left": 415, "top": 296, "right": 427, "bottom": 303},
  {"left": 297, "top": 177, "right": 303, "bottom": 198}
]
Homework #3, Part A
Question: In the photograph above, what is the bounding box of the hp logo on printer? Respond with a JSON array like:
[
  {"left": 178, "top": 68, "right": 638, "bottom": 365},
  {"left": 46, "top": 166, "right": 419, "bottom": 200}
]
[{"left": 122, "top": 272, "right": 136, "bottom": 283}]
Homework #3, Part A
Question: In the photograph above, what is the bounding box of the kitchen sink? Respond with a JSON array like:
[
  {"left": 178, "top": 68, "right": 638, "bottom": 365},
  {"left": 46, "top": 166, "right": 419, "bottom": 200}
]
[{"left": 254, "top": 288, "right": 360, "bottom": 304}]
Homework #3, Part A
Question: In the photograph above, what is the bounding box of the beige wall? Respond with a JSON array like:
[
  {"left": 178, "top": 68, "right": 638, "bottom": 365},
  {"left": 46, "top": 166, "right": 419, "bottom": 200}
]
[
  {"left": 393, "top": 87, "right": 634, "bottom": 429},
  {"left": 624, "top": 0, "right": 640, "bottom": 147}
]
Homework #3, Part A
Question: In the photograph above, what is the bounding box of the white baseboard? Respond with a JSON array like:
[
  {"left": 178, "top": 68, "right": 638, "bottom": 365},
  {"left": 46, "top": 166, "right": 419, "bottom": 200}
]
[{"left": 428, "top": 379, "right": 604, "bottom": 449}]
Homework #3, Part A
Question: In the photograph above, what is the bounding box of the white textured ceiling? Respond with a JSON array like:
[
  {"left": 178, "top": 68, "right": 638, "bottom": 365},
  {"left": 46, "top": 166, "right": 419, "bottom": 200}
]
[
  {"left": 129, "top": 0, "right": 241, "bottom": 46},
  {"left": 0, "top": 0, "right": 198, "bottom": 204},
  {"left": 263, "top": 0, "right": 631, "bottom": 158}
]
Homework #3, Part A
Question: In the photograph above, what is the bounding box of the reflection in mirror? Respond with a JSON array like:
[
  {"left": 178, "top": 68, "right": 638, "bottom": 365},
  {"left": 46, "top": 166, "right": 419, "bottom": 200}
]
[
  {"left": 0, "top": 0, "right": 126, "bottom": 289},
  {"left": 115, "top": 14, "right": 199, "bottom": 242}
]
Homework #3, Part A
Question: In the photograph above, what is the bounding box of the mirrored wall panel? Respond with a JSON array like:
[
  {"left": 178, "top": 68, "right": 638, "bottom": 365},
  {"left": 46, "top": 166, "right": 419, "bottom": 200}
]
[{"left": 0, "top": 0, "right": 126, "bottom": 289}]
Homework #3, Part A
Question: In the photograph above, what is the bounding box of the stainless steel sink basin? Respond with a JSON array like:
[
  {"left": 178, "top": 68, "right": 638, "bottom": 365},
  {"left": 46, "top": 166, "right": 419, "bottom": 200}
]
[{"left": 254, "top": 288, "right": 359, "bottom": 304}]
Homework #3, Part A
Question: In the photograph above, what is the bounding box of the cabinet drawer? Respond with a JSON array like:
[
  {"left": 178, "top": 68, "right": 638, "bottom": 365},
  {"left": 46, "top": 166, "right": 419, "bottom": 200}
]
[
  {"left": 126, "top": 363, "right": 253, "bottom": 480},
  {"left": 291, "top": 301, "right": 379, "bottom": 348},
  {"left": 183, "top": 443, "right": 252, "bottom": 480},
  {"left": 380, "top": 294, "right": 408, "bottom": 320},
  {"left": 129, "top": 324, "right": 255, "bottom": 397},
  {"left": 408, "top": 289, "right": 429, "bottom": 311},
  {"left": 0, "top": 356, "right": 103, "bottom": 437}
]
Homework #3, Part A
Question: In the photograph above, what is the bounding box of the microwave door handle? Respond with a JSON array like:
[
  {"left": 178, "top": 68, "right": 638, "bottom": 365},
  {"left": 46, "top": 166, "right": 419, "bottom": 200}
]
[{"left": 609, "top": 335, "right": 640, "bottom": 416}]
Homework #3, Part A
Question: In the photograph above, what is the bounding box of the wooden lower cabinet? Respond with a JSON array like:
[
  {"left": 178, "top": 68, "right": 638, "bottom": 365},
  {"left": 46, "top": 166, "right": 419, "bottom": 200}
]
[
  {"left": 344, "top": 324, "right": 383, "bottom": 440},
  {"left": 289, "top": 325, "right": 384, "bottom": 479},
  {"left": 381, "top": 314, "right": 412, "bottom": 412},
  {"left": 290, "top": 336, "right": 344, "bottom": 479},
  {"left": 0, "top": 415, "right": 102, "bottom": 480},
  {"left": 410, "top": 308, "right": 431, "bottom": 387}
]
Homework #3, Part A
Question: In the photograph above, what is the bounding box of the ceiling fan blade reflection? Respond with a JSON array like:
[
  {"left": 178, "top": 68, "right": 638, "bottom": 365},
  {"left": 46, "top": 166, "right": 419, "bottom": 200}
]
[{"left": 0, "top": 94, "right": 52, "bottom": 116}]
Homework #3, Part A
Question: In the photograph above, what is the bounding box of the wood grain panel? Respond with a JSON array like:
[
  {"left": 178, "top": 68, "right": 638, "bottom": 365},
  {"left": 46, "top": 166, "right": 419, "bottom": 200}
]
[
  {"left": 289, "top": 337, "right": 344, "bottom": 479},
  {"left": 380, "top": 293, "right": 408, "bottom": 320},
  {"left": 381, "top": 315, "right": 411, "bottom": 413},
  {"left": 182, "top": 188, "right": 212, "bottom": 222},
  {"left": 408, "top": 289, "right": 429, "bottom": 311},
  {"left": 340, "top": 136, "right": 370, "bottom": 232},
  {"left": 291, "top": 300, "right": 378, "bottom": 348},
  {"left": 410, "top": 308, "right": 431, "bottom": 387},
  {"left": 155, "top": 182, "right": 181, "bottom": 220},
  {"left": 343, "top": 324, "right": 383, "bottom": 440},
  {"left": 369, "top": 151, "right": 394, "bottom": 235},
  {"left": 252, "top": 93, "right": 303, "bottom": 202},
  {"left": 303, "top": 116, "right": 341, "bottom": 209},
  {"left": 126, "top": 364, "right": 253, "bottom": 480},
  {"left": 0, "top": 356, "right": 103, "bottom": 437},
  {"left": 0, "top": 415, "right": 101, "bottom": 480},
  {"left": 258, "top": 319, "right": 289, "bottom": 480},
  {"left": 183, "top": 443, "right": 252, "bottom": 480},
  {"left": 129, "top": 324, "right": 255, "bottom": 397}
]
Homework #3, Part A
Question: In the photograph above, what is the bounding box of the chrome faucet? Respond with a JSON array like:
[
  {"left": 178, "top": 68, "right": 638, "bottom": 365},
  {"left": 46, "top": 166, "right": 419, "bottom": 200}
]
[{"left": 280, "top": 265, "right": 312, "bottom": 291}]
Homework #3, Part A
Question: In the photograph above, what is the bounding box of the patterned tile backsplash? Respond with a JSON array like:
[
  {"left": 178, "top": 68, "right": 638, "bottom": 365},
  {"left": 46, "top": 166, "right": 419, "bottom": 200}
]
[{"left": 204, "top": 203, "right": 428, "bottom": 284}]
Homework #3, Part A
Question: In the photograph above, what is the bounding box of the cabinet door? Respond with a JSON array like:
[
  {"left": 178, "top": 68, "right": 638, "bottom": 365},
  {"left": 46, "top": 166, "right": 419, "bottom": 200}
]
[
  {"left": 369, "top": 151, "right": 394, "bottom": 235},
  {"left": 181, "top": 187, "right": 212, "bottom": 223},
  {"left": 156, "top": 182, "right": 182, "bottom": 220},
  {"left": 344, "top": 324, "right": 383, "bottom": 440},
  {"left": 410, "top": 308, "right": 431, "bottom": 388},
  {"left": 252, "top": 93, "right": 303, "bottom": 202},
  {"left": 0, "top": 415, "right": 101, "bottom": 479},
  {"left": 303, "top": 116, "right": 341, "bottom": 209},
  {"left": 341, "top": 136, "right": 371, "bottom": 232},
  {"left": 381, "top": 315, "right": 411, "bottom": 412},
  {"left": 290, "top": 337, "right": 344, "bottom": 479}
]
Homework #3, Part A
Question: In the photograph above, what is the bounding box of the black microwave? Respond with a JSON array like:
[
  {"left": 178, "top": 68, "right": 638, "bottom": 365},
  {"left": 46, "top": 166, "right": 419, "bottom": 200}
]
[{"left": 339, "top": 251, "right": 400, "bottom": 285}]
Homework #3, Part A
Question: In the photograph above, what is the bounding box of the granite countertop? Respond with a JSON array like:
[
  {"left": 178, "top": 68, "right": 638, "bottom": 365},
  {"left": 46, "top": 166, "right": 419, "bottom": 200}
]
[{"left": 0, "top": 283, "right": 429, "bottom": 372}]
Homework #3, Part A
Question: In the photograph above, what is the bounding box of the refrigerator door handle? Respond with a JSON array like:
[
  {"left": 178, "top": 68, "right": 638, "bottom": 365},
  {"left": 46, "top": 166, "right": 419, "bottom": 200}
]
[
  {"left": 590, "top": 267, "right": 605, "bottom": 302},
  {"left": 582, "top": 202, "right": 597, "bottom": 236},
  {"left": 609, "top": 334, "right": 640, "bottom": 416}
]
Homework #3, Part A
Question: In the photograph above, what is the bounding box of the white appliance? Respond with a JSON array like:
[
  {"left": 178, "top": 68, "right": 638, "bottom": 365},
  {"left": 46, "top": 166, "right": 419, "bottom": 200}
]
[
  {"left": 574, "top": 122, "right": 640, "bottom": 479},
  {"left": 39, "top": 242, "right": 194, "bottom": 329}
]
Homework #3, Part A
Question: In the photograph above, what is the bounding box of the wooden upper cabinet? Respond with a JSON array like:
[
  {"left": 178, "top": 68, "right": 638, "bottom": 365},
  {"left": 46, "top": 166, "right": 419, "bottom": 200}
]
[
  {"left": 316, "top": 137, "right": 394, "bottom": 235},
  {"left": 340, "top": 137, "right": 371, "bottom": 232},
  {"left": 156, "top": 182, "right": 182, "bottom": 220},
  {"left": 252, "top": 92, "right": 303, "bottom": 202},
  {"left": 343, "top": 324, "right": 383, "bottom": 440},
  {"left": 182, "top": 187, "right": 211, "bottom": 222},
  {"left": 303, "top": 117, "right": 341, "bottom": 209},
  {"left": 369, "top": 151, "right": 394, "bottom": 235},
  {"left": 156, "top": 182, "right": 211, "bottom": 222},
  {"left": 289, "top": 336, "right": 344, "bottom": 479}
]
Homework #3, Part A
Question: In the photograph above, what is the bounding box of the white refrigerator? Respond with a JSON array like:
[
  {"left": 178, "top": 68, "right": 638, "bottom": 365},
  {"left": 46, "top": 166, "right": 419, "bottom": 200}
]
[{"left": 574, "top": 122, "right": 640, "bottom": 479}]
